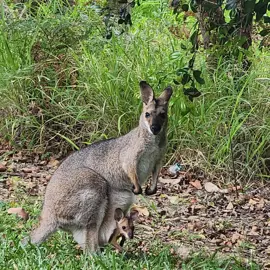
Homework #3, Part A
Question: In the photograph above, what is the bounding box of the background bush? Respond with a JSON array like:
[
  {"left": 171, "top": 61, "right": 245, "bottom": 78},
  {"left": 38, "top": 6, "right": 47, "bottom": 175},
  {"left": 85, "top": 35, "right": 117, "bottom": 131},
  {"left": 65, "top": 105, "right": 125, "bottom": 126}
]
[{"left": 0, "top": 0, "right": 269, "bottom": 182}]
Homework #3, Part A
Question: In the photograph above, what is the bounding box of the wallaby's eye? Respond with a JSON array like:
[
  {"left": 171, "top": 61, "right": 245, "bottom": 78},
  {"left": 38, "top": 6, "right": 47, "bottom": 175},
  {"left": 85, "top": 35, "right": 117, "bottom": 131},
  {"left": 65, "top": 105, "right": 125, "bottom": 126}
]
[
  {"left": 122, "top": 226, "right": 126, "bottom": 230},
  {"left": 145, "top": 112, "right": 150, "bottom": 118},
  {"left": 160, "top": 112, "right": 166, "bottom": 119}
]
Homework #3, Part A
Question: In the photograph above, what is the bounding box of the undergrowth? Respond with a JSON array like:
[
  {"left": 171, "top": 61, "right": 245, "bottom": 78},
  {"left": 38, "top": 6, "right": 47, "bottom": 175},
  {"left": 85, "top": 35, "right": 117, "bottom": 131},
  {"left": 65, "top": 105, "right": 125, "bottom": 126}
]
[
  {"left": 0, "top": 0, "right": 269, "bottom": 183},
  {"left": 0, "top": 201, "right": 259, "bottom": 269}
]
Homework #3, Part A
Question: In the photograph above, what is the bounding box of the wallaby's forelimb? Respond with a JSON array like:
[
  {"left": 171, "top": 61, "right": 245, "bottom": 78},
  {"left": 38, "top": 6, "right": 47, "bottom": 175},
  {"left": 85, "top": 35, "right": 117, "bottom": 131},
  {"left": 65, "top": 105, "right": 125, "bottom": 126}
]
[
  {"left": 128, "top": 169, "right": 142, "bottom": 195},
  {"left": 109, "top": 229, "right": 123, "bottom": 252},
  {"left": 145, "top": 164, "right": 160, "bottom": 195}
]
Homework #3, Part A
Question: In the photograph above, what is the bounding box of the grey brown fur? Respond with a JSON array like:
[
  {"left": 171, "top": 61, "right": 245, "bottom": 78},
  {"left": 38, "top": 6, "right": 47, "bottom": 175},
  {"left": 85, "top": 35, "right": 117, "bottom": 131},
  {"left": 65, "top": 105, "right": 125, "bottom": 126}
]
[{"left": 30, "top": 81, "right": 172, "bottom": 252}]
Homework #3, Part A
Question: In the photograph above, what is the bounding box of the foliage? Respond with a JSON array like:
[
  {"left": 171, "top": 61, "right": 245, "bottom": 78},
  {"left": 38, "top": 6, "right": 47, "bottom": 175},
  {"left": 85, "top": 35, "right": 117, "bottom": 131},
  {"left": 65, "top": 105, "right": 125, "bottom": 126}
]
[
  {"left": 0, "top": 201, "right": 260, "bottom": 269},
  {"left": 0, "top": 0, "right": 269, "bottom": 182}
]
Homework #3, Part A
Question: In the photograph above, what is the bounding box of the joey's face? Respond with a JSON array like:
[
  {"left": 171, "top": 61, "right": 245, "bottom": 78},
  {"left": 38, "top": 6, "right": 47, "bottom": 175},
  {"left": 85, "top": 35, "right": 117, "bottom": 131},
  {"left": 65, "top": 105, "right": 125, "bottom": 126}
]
[
  {"left": 118, "top": 218, "right": 134, "bottom": 239},
  {"left": 140, "top": 81, "right": 172, "bottom": 136},
  {"left": 114, "top": 208, "right": 139, "bottom": 240}
]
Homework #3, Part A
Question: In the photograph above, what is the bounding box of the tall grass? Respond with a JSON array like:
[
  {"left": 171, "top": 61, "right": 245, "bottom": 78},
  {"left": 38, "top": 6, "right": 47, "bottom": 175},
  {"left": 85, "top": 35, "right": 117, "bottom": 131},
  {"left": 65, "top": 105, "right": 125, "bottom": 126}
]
[{"left": 0, "top": 0, "right": 269, "bottom": 182}]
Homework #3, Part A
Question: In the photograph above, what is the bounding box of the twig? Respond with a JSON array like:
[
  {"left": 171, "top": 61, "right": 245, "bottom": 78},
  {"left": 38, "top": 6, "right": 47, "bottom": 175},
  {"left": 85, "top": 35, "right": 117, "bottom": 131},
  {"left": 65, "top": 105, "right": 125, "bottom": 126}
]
[{"left": 229, "top": 129, "right": 239, "bottom": 198}]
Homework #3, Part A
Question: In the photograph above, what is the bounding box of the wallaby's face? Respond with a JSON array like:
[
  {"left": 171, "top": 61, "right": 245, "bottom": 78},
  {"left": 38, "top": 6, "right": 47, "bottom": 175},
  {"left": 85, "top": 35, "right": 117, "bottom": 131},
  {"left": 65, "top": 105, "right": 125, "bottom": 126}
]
[
  {"left": 114, "top": 208, "right": 139, "bottom": 239},
  {"left": 117, "top": 217, "right": 135, "bottom": 239},
  {"left": 140, "top": 81, "right": 173, "bottom": 135}
]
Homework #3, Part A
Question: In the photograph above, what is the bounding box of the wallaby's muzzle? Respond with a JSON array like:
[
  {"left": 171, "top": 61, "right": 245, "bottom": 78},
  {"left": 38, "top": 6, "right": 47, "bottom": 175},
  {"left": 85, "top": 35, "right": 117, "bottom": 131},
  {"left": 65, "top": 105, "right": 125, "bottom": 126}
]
[{"left": 150, "top": 124, "right": 161, "bottom": 135}]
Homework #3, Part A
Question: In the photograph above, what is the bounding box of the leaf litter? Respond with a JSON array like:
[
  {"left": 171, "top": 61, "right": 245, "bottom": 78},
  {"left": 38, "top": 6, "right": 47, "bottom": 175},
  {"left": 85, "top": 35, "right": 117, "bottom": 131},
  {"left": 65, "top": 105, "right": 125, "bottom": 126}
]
[{"left": 0, "top": 147, "right": 270, "bottom": 267}]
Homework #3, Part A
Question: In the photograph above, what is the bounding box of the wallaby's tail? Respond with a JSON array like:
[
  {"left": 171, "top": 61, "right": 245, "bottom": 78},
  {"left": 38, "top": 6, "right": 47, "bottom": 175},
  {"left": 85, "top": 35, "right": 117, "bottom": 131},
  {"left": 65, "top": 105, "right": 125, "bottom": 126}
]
[{"left": 30, "top": 215, "right": 57, "bottom": 245}]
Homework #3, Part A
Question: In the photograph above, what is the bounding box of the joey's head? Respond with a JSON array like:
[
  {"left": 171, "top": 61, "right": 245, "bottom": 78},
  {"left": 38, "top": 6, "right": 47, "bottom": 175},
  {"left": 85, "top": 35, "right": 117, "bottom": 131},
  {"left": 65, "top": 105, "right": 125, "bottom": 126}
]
[
  {"left": 140, "top": 81, "right": 173, "bottom": 135},
  {"left": 114, "top": 208, "right": 139, "bottom": 239}
]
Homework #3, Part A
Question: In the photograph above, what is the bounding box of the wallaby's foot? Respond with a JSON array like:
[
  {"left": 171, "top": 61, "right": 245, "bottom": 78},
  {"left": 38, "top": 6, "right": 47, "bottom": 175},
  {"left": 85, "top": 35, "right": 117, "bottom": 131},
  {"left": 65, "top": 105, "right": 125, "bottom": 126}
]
[
  {"left": 112, "top": 243, "right": 123, "bottom": 253},
  {"left": 145, "top": 185, "right": 157, "bottom": 195},
  {"left": 132, "top": 184, "right": 142, "bottom": 195}
]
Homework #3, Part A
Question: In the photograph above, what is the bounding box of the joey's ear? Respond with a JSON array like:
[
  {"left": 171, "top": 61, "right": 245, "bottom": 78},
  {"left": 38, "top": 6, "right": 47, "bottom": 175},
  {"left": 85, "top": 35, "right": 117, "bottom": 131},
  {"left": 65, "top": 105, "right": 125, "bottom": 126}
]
[
  {"left": 114, "top": 208, "right": 124, "bottom": 222},
  {"left": 140, "top": 81, "right": 155, "bottom": 105},
  {"left": 158, "top": 86, "right": 173, "bottom": 104},
  {"left": 129, "top": 209, "right": 139, "bottom": 221}
]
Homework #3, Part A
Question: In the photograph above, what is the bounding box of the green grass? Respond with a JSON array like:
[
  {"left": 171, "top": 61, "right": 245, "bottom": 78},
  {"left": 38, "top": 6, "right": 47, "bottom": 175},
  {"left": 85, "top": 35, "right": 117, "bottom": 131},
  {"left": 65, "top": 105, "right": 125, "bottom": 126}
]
[
  {"left": 0, "top": 201, "right": 259, "bottom": 269},
  {"left": 0, "top": 0, "right": 269, "bottom": 182}
]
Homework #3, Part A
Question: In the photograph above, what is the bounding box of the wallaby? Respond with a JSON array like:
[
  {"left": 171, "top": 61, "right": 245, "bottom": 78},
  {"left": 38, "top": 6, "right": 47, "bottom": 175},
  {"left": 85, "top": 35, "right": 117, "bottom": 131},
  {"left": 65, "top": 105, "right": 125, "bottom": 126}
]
[
  {"left": 109, "top": 208, "right": 138, "bottom": 252},
  {"left": 30, "top": 81, "right": 172, "bottom": 252}
]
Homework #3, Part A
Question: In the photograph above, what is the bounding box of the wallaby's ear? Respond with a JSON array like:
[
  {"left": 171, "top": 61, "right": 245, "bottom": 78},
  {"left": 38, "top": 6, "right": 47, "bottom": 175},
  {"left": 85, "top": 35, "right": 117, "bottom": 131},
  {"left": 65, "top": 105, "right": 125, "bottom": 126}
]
[
  {"left": 140, "top": 81, "right": 155, "bottom": 105},
  {"left": 114, "top": 208, "right": 124, "bottom": 222},
  {"left": 158, "top": 86, "right": 173, "bottom": 104},
  {"left": 129, "top": 209, "right": 139, "bottom": 221}
]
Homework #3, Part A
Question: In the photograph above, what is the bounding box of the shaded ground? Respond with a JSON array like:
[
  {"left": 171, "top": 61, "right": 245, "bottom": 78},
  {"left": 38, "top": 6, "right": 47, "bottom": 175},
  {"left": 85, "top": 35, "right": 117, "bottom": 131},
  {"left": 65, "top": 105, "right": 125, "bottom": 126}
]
[{"left": 0, "top": 143, "right": 269, "bottom": 268}]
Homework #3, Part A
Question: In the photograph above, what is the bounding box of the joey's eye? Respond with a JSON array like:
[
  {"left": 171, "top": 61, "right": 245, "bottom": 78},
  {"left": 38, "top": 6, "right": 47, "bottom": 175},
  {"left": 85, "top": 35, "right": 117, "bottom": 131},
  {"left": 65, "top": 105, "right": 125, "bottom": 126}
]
[
  {"left": 145, "top": 112, "right": 150, "bottom": 118},
  {"left": 122, "top": 226, "right": 126, "bottom": 230}
]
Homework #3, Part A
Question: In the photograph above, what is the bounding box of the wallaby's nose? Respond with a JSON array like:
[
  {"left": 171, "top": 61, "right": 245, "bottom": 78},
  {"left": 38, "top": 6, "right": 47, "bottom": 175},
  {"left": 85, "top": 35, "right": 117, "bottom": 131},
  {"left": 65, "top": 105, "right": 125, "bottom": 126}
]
[
  {"left": 128, "top": 231, "right": 134, "bottom": 239},
  {"left": 150, "top": 125, "right": 161, "bottom": 135}
]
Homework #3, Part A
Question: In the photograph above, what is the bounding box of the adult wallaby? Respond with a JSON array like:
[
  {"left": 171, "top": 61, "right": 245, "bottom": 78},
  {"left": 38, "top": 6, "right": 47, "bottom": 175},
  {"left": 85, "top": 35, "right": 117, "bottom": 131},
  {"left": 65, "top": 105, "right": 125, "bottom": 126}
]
[{"left": 30, "top": 81, "right": 172, "bottom": 252}]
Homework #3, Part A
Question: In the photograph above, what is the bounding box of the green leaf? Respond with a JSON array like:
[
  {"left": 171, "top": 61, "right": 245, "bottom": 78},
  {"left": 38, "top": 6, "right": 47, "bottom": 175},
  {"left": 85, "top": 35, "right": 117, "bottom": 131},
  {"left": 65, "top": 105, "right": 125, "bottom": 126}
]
[
  {"left": 182, "top": 4, "right": 189, "bottom": 11},
  {"left": 188, "top": 56, "right": 195, "bottom": 69},
  {"left": 264, "top": 16, "right": 270, "bottom": 23},
  {"left": 190, "top": 0, "right": 197, "bottom": 12},
  {"left": 193, "top": 70, "right": 205, "bottom": 84},
  {"left": 225, "top": 0, "right": 237, "bottom": 10},
  {"left": 255, "top": 0, "right": 268, "bottom": 21},
  {"left": 176, "top": 67, "right": 189, "bottom": 76},
  {"left": 217, "top": 0, "right": 223, "bottom": 7},
  {"left": 244, "top": 0, "right": 256, "bottom": 14},
  {"left": 173, "top": 79, "right": 180, "bottom": 85},
  {"left": 181, "top": 43, "right": 187, "bottom": 50},
  {"left": 181, "top": 73, "right": 191, "bottom": 85},
  {"left": 259, "top": 29, "right": 270, "bottom": 36},
  {"left": 183, "top": 87, "right": 201, "bottom": 101},
  {"left": 190, "top": 30, "right": 198, "bottom": 49}
]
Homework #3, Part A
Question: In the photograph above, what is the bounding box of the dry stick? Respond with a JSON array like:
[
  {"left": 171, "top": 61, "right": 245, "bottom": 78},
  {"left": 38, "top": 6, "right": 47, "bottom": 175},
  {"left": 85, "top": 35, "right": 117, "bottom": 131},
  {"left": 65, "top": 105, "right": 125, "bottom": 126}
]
[{"left": 229, "top": 127, "right": 239, "bottom": 198}]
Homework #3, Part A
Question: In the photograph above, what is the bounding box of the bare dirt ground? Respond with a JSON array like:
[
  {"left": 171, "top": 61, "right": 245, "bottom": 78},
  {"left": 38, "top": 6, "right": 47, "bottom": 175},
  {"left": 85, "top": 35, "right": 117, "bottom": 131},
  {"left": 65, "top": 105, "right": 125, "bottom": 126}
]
[{"left": 1, "top": 143, "right": 270, "bottom": 268}]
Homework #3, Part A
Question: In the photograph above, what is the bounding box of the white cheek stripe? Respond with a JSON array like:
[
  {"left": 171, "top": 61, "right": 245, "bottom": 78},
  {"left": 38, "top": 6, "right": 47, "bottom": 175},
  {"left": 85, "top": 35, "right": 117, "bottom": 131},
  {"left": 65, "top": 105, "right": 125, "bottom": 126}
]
[{"left": 144, "top": 118, "right": 153, "bottom": 134}]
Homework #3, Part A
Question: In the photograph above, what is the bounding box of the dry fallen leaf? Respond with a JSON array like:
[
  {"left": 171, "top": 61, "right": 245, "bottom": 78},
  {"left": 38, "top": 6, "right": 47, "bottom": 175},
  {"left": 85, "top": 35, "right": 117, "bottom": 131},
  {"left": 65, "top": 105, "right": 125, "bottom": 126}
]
[
  {"left": 226, "top": 202, "right": 234, "bottom": 210},
  {"left": 231, "top": 232, "right": 241, "bottom": 243},
  {"left": 168, "top": 195, "right": 180, "bottom": 205},
  {"left": 131, "top": 205, "right": 149, "bottom": 217},
  {"left": 248, "top": 198, "right": 259, "bottom": 205},
  {"left": 175, "top": 245, "right": 191, "bottom": 259},
  {"left": 204, "top": 182, "right": 221, "bottom": 193},
  {"left": 256, "top": 198, "right": 265, "bottom": 210},
  {"left": 0, "top": 163, "right": 7, "bottom": 172},
  {"left": 22, "top": 168, "right": 32, "bottom": 173},
  {"left": 248, "top": 226, "right": 259, "bottom": 236},
  {"left": 190, "top": 180, "right": 202, "bottom": 190},
  {"left": 7, "top": 207, "right": 29, "bottom": 221},
  {"left": 48, "top": 158, "right": 60, "bottom": 168}
]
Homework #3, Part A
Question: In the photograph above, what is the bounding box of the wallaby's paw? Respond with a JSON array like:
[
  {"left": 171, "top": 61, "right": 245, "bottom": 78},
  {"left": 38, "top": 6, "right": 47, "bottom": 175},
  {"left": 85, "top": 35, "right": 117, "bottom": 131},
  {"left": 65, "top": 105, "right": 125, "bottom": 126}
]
[
  {"left": 145, "top": 185, "right": 157, "bottom": 195},
  {"left": 132, "top": 185, "right": 142, "bottom": 195}
]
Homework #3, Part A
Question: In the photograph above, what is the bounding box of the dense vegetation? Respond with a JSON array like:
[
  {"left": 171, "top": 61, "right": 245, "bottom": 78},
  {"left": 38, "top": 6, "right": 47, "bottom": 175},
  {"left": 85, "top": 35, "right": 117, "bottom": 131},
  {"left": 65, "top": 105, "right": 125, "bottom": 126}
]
[{"left": 0, "top": 0, "right": 269, "bottom": 183}]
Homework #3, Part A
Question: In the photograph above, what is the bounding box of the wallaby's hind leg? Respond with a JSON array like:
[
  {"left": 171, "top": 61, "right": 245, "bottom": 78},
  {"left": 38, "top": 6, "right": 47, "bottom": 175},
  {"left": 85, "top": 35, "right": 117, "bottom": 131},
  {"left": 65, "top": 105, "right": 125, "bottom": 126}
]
[
  {"left": 72, "top": 227, "right": 99, "bottom": 252},
  {"left": 30, "top": 216, "right": 57, "bottom": 245}
]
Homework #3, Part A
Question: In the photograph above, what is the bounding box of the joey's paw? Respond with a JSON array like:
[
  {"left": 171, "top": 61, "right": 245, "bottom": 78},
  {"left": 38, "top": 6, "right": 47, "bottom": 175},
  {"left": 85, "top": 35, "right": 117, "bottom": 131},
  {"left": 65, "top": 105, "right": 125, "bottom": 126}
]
[
  {"left": 132, "top": 185, "right": 142, "bottom": 195},
  {"left": 145, "top": 185, "right": 157, "bottom": 196}
]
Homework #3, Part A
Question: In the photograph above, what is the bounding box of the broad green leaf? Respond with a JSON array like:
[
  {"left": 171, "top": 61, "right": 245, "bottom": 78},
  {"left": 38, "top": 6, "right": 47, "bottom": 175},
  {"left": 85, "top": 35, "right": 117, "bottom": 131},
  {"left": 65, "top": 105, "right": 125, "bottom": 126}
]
[
  {"left": 181, "top": 73, "right": 191, "bottom": 85},
  {"left": 193, "top": 70, "right": 205, "bottom": 84}
]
